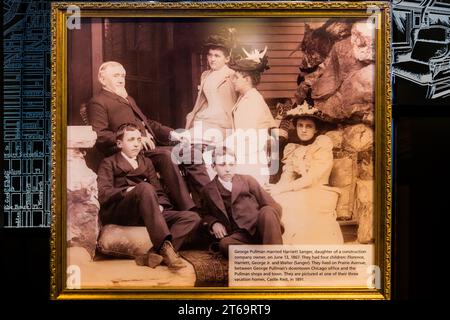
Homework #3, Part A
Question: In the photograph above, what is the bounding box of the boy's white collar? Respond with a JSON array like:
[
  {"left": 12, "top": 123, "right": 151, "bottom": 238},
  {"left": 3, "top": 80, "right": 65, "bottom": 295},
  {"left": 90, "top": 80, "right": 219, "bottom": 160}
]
[{"left": 218, "top": 176, "right": 233, "bottom": 191}]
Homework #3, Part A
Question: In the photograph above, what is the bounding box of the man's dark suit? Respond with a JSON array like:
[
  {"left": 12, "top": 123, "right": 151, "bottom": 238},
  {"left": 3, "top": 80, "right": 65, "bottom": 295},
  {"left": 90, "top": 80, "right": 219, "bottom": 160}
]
[
  {"left": 87, "top": 89, "right": 210, "bottom": 211},
  {"left": 201, "top": 174, "right": 283, "bottom": 257},
  {"left": 97, "top": 152, "right": 200, "bottom": 251}
]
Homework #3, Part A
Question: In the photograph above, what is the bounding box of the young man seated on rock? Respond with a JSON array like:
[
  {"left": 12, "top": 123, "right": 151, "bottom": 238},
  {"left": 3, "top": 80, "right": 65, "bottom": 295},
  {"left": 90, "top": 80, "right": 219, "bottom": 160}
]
[
  {"left": 200, "top": 147, "right": 283, "bottom": 258},
  {"left": 96, "top": 123, "right": 201, "bottom": 270}
]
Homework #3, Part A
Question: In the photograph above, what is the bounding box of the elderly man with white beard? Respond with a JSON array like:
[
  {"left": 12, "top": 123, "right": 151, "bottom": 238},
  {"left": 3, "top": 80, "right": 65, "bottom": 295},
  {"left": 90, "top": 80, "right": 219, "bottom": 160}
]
[{"left": 87, "top": 61, "right": 210, "bottom": 212}]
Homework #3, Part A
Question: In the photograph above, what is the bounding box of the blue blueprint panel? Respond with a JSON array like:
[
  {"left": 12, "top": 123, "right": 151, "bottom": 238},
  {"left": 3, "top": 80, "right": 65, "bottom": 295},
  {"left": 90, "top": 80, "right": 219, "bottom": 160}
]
[
  {"left": 392, "top": 0, "right": 450, "bottom": 100},
  {"left": 3, "top": 0, "right": 51, "bottom": 227}
]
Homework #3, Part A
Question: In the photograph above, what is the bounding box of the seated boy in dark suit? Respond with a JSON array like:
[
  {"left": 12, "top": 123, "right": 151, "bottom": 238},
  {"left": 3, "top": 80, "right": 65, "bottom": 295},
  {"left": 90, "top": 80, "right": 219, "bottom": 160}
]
[
  {"left": 201, "top": 147, "right": 283, "bottom": 258},
  {"left": 96, "top": 123, "right": 201, "bottom": 269}
]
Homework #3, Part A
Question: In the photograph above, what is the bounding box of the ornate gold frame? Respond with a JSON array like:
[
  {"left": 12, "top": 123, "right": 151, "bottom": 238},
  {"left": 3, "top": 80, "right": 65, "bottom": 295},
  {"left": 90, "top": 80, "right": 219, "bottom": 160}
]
[{"left": 51, "top": 1, "right": 392, "bottom": 300}]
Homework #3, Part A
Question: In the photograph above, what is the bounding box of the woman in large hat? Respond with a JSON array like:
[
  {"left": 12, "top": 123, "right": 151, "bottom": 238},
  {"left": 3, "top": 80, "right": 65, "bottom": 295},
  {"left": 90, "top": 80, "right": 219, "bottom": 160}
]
[
  {"left": 264, "top": 102, "right": 344, "bottom": 244},
  {"left": 185, "top": 28, "right": 238, "bottom": 145},
  {"left": 225, "top": 46, "right": 278, "bottom": 185}
]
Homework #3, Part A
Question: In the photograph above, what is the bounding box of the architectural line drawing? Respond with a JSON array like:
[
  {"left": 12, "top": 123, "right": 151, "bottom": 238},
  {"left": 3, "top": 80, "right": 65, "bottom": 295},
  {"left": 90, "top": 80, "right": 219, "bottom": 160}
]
[{"left": 392, "top": 0, "right": 450, "bottom": 99}]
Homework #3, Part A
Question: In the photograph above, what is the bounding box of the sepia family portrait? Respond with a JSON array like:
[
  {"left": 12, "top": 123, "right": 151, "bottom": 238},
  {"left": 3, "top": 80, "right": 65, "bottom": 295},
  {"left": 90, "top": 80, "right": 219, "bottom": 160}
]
[{"left": 51, "top": 1, "right": 391, "bottom": 299}]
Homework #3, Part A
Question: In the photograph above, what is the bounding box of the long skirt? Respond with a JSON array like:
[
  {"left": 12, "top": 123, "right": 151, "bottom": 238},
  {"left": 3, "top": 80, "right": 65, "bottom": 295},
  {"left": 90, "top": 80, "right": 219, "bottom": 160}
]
[{"left": 274, "top": 186, "right": 344, "bottom": 245}]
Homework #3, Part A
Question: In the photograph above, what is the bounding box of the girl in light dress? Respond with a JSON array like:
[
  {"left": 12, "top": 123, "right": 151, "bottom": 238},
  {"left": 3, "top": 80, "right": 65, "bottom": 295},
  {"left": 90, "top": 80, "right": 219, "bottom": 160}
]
[
  {"left": 225, "top": 46, "right": 277, "bottom": 185},
  {"left": 265, "top": 103, "right": 344, "bottom": 244}
]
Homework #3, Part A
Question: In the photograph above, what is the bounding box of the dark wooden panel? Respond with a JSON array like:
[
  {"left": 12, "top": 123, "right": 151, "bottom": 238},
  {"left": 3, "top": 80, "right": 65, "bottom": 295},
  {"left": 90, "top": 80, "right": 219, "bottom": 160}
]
[
  {"left": 260, "top": 90, "right": 296, "bottom": 99},
  {"left": 269, "top": 58, "right": 301, "bottom": 66},
  {"left": 67, "top": 21, "right": 93, "bottom": 126},
  {"left": 237, "top": 20, "right": 303, "bottom": 100},
  {"left": 261, "top": 74, "right": 299, "bottom": 82},
  {"left": 246, "top": 42, "right": 301, "bottom": 50},
  {"left": 233, "top": 20, "right": 305, "bottom": 27},
  {"left": 239, "top": 34, "right": 303, "bottom": 43},
  {"left": 255, "top": 21, "right": 306, "bottom": 27},
  {"left": 268, "top": 50, "right": 304, "bottom": 58},
  {"left": 265, "top": 66, "right": 300, "bottom": 74},
  {"left": 257, "top": 82, "right": 299, "bottom": 91},
  {"left": 239, "top": 26, "right": 304, "bottom": 35}
]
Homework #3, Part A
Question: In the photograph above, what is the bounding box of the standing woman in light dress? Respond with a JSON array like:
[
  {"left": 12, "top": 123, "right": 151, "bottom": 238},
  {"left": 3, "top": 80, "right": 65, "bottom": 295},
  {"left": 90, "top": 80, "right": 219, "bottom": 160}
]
[
  {"left": 264, "top": 103, "right": 344, "bottom": 244},
  {"left": 185, "top": 29, "right": 238, "bottom": 146},
  {"left": 226, "top": 46, "right": 278, "bottom": 185}
]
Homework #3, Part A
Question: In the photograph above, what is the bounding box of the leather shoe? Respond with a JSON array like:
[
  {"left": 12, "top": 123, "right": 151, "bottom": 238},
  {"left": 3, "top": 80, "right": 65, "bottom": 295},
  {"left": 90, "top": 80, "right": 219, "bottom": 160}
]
[
  {"left": 135, "top": 250, "right": 163, "bottom": 268},
  {"left": 159, "top": 241, "right": 186, "bottom": 270}
]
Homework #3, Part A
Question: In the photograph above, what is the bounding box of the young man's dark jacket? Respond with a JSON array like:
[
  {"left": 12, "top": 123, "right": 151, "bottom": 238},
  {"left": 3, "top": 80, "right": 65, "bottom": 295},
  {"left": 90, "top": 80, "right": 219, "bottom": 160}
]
[{"left": 200, "top": 174, "right": 282, "bottom": 236}]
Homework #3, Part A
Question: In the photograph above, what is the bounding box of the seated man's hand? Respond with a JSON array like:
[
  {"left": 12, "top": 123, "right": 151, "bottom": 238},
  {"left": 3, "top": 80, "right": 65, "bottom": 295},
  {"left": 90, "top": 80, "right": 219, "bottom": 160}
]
[
  {"left": 141, "top": 135, "right": 156, "bottom": 151},
  {"left": 159, "top": 205, "right": 164, "bottom": 212},
  {"left": 170, "top": 130, "right": 191, "bottom": 145},
  {"left": 211, "top": 222, "right": 228, "bottom": 239},
  {"left": 126, "top": 186, "right": 136, "bottom": 193}
]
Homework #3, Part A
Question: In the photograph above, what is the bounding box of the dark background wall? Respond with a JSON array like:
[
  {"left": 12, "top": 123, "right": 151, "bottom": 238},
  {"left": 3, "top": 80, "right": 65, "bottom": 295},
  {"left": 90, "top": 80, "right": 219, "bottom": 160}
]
[{"left": 67, "top": 19, "right": 94, "bottom": 125}]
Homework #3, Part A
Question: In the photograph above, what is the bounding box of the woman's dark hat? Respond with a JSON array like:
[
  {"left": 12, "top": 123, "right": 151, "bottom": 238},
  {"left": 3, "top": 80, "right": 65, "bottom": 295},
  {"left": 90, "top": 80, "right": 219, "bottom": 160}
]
[
  {"left": 228, "top": 46, "right": 270, "bottom": 73},
  {"left": 203, "top": 28, "right": 237, "bottom": 52},
  {"left": 284, "top": 102, "right": 334, "bottom": 123}
]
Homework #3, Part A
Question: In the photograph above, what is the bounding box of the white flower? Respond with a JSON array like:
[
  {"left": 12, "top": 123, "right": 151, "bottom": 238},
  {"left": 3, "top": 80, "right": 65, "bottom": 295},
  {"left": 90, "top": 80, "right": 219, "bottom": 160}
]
[
  {"left": 242, "top": 46, "right": 268, "bottom": 63},
  {"left": 286, "top": 102, "right": 318, "bottom": 116},
  {"left": 227, "top": 27, "right": 237, "bottom": 35}
]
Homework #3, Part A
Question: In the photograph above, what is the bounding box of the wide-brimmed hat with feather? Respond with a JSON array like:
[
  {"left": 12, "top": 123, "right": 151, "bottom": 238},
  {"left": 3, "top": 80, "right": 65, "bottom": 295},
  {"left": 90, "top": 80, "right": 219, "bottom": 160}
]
[
  {"left": 284, "top": 101, "right": 334, "bottom": 124},
  {"left": 228, "top": 46, "right": 270, "bottom": 74}
]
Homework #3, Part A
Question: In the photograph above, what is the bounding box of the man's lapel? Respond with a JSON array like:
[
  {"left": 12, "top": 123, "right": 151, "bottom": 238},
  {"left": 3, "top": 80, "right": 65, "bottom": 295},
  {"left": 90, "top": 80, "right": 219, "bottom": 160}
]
[
  {"left": 231, "top": 175, "right": 244, "bottom": 204},
  {"left": 129, "top": 97, "right": 158, "bottom": 138},
  {"left": 129, "top": 154, "right": 147, "bottom": 177},
  {"left": 127, "top": 97, "right": 147, "bottom": 123},
  {"left": 117, "top": 153, "right": 149, "bottom": 188},
  {"left": 208, "top": 177, "right": 228, "bottom": 217},
  {"left": 102, "top": 89, "right": 155, "bottom": 137},
  {"left": 102, "top": 89, "right": 130, "bottom": 107},
  {"left": 115, "top": 152, "right": 134, "bottom": 174}
]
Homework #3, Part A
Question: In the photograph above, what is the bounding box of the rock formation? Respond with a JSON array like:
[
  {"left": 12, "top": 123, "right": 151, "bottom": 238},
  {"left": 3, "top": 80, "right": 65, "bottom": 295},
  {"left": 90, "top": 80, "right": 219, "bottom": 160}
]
[
  {"left": 291, "top": 19, "right": 377, "bottom": 243},
  {"left": 67, "top": 126, "right": 100, "bottom": 258}
]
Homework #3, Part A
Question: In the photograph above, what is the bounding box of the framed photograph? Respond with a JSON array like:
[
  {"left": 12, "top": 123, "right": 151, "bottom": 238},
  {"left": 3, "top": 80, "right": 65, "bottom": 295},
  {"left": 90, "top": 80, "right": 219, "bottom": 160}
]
[{"left": 51, "top": 1, "right": 392, "bottom": 300}]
